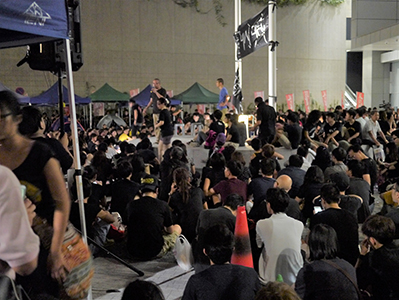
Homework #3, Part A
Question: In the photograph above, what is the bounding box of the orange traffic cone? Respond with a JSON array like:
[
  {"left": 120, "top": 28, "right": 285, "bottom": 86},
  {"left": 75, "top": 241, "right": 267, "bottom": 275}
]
[{"left": 231, "top": 205, "right": 253, "bottom": 268}]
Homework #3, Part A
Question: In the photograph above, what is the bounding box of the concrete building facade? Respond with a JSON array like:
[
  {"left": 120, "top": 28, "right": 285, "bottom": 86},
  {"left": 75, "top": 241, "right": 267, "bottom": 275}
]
[{"left": 0, "top": 0, "right": 351, "bottom": 111}]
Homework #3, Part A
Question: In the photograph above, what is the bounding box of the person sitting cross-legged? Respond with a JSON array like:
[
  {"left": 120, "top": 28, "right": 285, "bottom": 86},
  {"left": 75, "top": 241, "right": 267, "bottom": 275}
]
[
  {"left": 256, "top": 188, "right": 304, "bottom": 285},
  {"left": 126, "top": 174, "right": 181, "bottom": 260},
  {"left": 207, "top": 160, "right": 247, "bottom": 207}
]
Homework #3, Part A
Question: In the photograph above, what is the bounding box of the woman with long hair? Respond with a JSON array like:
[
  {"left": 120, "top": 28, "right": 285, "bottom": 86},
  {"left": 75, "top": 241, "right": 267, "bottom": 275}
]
[
  {"left": 0, "top": 91, "right": 70, "bottom": 298},
  {"left": 295, "top": 224, "right": 359, "bottom": 300},
  {"left": 168, "top": 168, "right": 204, "bottom": 242},
  {"left": 202, "top": 152, "right": 226, "bottom": 208},
  {"left": 311, "top": 146, "right": 332, "bottom": 172},
  {"left": 296, "top": 166, "right": 325, "bottom": 222}
]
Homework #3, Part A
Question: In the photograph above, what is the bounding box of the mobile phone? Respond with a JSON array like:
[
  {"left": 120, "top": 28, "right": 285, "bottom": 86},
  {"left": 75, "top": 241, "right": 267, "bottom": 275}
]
[{"left": 21, "top": 185, "right": 26, "bottom": 199}]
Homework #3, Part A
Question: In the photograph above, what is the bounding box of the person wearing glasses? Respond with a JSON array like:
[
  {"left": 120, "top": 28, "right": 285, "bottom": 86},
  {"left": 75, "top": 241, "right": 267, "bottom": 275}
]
[{"left": 357, "top": 215, "right": 399, "bottom": 300}]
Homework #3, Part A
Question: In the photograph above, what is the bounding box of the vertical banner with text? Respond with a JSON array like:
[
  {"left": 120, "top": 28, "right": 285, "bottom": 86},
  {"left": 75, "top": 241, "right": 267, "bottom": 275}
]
[
  {"left": 254, "top": 91, "right": 265, "bottom": 100},
  {"left": 303, "top": 90, "right": 310, "bottom": 114},
  {"left": 321, "top": 90, "right": 327, "bottom": 111},
  {"left": 341, "top": 91, "right": 344, "bottom": 108},
  {"left": 285, "top": 94, "right": 294, "bottom": 110},
  {"left": 356, "top": 92, "right": 364, "bottom": 108}
]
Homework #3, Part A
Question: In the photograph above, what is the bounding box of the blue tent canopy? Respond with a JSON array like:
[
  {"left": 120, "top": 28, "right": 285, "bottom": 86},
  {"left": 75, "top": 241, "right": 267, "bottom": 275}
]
[
  {"left": 0, "top": 0, "right": 68, "bottom": 49},
  {"left": 131, "top": 84, "right": 181, "bottom": 106},
  {"left": 30, "top": 83, "right": 90, "bottom": 106}
]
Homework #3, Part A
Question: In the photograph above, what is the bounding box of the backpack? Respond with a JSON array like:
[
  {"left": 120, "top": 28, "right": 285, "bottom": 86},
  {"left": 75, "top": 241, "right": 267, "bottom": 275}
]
[{"left": 204, "top": 130, "right": 218, "bottom": 149}]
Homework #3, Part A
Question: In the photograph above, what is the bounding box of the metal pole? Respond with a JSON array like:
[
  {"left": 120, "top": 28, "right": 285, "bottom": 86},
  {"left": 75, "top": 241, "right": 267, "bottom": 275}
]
[
  {"left": 89, "top": 102, "right": 92, "bottom": 128},
  {"left": 65, "top": 39, "right": 92, "bottom": 300},
  {"left": 58, "top": 69, "right": 65, "bottom": 134},
  {"left": 235, "top": 0, "right": 242, "bottom": 86},
  {"left": 268, "top": 0, "right": 277, "bottom": 109}
]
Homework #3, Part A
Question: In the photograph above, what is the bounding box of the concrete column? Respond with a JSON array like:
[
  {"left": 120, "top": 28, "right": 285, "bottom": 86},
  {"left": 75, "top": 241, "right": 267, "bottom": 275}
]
[
  {"left": 362, "top": 50, "right": 373, "bottom": 108},
  {"left": 390, "top": 62, "right": 399, "bottom": 108},
  {"left": 362, "top": 51, "right": 388, "bottom": 108}
]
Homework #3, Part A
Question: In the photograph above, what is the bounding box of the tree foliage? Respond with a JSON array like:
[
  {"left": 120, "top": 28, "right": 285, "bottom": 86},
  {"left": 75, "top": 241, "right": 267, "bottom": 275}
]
[{"left": 169, "top": 0, "right": 344, "bottom": 26}]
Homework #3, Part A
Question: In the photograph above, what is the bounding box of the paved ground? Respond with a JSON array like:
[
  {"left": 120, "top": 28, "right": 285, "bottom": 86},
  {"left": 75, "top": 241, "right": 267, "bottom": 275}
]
[{"left": 91, "top": 248, "right": 190, "bottom": 300}]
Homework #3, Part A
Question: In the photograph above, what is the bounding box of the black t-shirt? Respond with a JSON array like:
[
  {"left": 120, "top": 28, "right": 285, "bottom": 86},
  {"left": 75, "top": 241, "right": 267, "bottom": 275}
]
[
  {"left": 110, "top": 179, "right": 140, "bottom": 222},
  {"left": 362, "top": 157, "right": 378, "bottom": 188},
  {"left": 33, "top": 136, "right": 73, "bottom": 174},
  {"left": 227, "top": 124, "right": 240, "bottom": 143},
  {"left": 324, "top": 121, "right": 343, "bottom": 142},
  {"left": 182, "top": 264, "right": 260, "bottom": 300},
  {"left": 379, "top": 120, "right": 390, "bottom": 135},
  {"left": 133, "top": 104, "right": 143, "bottom": 123},
  {"left": 69, "top": 202, "right": 101, "bottom": 239},
  {"left": 339, "top": 195, "right": 362, "bottom": 223},
  {"left": 346, "top": 177, "right": 371, "bottom": 223},
  {"left": 297, "top": 182, "right": 324, "bottom": 220},
  {"left": 151, "top": 87, "right": 167, "bottom": 113},
  {"left": 126, "top": 196, "right": 173, "bottom": 259},
  {"left": 169, "top": 187, "right": 204, "bottom": 242},
  {"left": 345, "top": 121, "right": 361, "bottom": 138},
  {"left": 209, "top": 120, "right": 225, "bottom": 135},
  {"left": 310, "top": 208, "right": 359, "bottom": 265},
  {"left": 256, "top": 102, "right": 276, "bottom": 137},
  {"left": 159, "top": 108, "right": 174, "bottom": 137},
  {"left": 284, "top": 123, "right": 302, "bottom": 149},
  {"left": 13, "top": 141, "right": 56, "bottom": 224}
]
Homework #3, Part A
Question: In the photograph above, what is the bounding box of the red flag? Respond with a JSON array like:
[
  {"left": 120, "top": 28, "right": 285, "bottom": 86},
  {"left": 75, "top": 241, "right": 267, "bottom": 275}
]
[
  {"left": 356, "top": 92, "right": 364, "bottom": 108},
  {"left": 321, "top": 90, "right": 327, "bottom": 111},
  {"left": 285, "top": 94, "right": 294, "bottom": 110},
  {"left": 303, "top": 90, "right": 310, "bottom": 113},
  {"left": 341, "top": 91, "right": 344, "bottom": 108}
]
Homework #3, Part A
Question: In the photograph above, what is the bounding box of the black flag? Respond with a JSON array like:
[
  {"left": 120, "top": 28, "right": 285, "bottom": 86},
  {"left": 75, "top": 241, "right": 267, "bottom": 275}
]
[
  {"left": 233, "top": 68, "right": 243, "bottom": 114},
  {"left": 233, "top": 7, "right": 268, "bottom": 59}
]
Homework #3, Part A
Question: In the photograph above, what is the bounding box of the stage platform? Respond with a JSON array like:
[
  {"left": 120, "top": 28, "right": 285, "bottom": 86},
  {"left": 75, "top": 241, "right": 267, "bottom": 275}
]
[{"left": 130, "top": 135, "right": 295, "bottom": 170}]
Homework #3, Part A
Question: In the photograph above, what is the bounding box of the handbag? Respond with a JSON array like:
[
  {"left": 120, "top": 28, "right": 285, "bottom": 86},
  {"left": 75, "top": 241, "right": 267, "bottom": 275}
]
[
  {"left": 32, "top": 217, "right": 94, "bottom": 299},
  {"left": 173, "top": 234, "right": 194, "bottom": 271},
  {"left": 323, "top": 259, "right": 372, "bottom": 300},
  {"left": 0, "top": 275, "right": 24, "bottom": 300}
]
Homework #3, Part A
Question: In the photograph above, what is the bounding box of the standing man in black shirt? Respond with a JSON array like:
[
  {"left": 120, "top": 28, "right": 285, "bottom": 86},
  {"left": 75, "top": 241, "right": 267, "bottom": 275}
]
[
  {"left": 143, "top": 78, "right": 167, "bottom": 143},
  {"left": 251, "top": 97, "right": 276, "bottom": 145}
]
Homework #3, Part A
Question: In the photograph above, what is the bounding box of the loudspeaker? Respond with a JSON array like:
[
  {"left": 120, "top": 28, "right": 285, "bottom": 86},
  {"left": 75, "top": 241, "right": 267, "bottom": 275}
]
[{"left": 27, "top": 1, "right": 83, "bottom": 72}]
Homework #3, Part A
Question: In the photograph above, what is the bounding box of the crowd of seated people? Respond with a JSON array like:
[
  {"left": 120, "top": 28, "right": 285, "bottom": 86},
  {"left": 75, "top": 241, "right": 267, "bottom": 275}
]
[{"left": 5, "top": 86, "right": 399, "bottom": 300}]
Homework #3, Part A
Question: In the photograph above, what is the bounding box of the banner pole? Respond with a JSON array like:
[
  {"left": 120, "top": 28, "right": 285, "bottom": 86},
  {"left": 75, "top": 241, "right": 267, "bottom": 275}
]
[
  {"left": 235, "top": 0, "right": 242, "bottom": 86},
  {"left": 268, "top": 1, "right": 277, "bottom": 109}
]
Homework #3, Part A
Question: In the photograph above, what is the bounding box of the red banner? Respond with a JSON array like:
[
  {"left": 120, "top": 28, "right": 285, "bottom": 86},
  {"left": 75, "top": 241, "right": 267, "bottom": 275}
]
[
  {"left": 254, "top": 91, "right": 265, "bottom": 100},
  {"left": 197, "top": 105, "right": 205, "bottom": 114},
  {"left": 341, "top": 90, "right": 344, "bottom": 108},
  {"left": 356, "top": 92, "right": 364, "bottom": 108},
  {"left": 285, "top": 94, "right": 294, "bottom": 110},
  {"left": 129, "top": 88, "right": 140, "bottom": 97},
  {"left": 303, "top": 90, "right": 310, "bottom": 114},
  {"left": 321, "top": 90, "right": 327, "bottom": 111}
]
